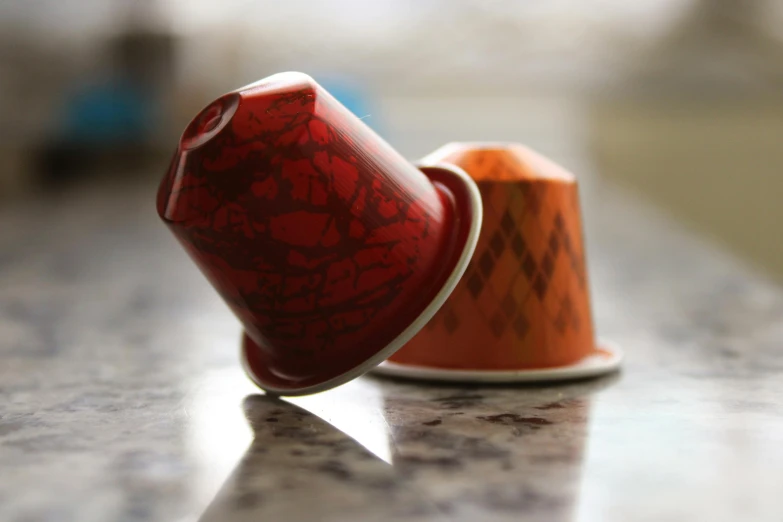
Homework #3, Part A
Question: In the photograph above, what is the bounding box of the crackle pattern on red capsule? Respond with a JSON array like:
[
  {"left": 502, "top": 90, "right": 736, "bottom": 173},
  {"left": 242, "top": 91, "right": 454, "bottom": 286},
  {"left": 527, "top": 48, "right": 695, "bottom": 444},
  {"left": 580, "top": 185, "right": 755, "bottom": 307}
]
[{"left": 157, "top": 73, "right": 454, "bottom": 380}]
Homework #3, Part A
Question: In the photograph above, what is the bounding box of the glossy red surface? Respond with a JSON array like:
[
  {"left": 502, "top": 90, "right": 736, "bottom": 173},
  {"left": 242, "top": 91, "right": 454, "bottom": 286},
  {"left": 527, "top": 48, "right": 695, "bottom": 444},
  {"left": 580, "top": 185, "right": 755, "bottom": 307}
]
[
  {"left": 241, "top": 164, "right": 479, "bottom": 393},
  {"left": 157, "top": 73, "right": 465, "bottom": 390}
]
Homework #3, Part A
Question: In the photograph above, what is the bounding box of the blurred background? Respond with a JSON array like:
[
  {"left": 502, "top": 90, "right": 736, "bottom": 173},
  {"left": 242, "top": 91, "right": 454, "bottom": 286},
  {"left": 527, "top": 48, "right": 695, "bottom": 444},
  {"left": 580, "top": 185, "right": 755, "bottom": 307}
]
[{"left": 1, "top": 0, "right": 782, "bottom": 279}]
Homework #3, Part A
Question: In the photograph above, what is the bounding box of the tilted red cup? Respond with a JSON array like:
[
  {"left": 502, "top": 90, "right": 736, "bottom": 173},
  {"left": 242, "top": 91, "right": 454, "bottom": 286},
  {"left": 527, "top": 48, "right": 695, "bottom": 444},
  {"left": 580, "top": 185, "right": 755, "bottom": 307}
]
[{"left": 157, "top": 73, "right": 482, "bottom": 395}]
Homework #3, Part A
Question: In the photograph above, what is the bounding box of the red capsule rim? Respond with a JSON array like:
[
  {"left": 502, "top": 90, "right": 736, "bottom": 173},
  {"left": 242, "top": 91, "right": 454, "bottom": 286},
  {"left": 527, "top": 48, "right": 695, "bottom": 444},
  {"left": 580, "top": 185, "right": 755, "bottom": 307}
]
[{"left": 240, "top": 162, "right": 484, "bottom": 396}]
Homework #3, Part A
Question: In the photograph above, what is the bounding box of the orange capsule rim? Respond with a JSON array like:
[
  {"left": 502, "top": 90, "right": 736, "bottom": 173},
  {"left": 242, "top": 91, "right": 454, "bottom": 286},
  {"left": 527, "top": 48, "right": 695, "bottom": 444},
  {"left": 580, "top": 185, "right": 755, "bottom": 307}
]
[{"left": 371, "top": 340, "right": 623, "bottom": 383}]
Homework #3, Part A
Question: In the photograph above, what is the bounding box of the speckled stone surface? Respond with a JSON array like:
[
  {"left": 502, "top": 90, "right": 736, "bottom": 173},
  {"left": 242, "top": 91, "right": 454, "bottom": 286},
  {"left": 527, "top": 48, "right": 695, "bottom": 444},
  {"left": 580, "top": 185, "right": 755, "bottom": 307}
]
[{"left": 2, "top": 169, "right": 783, "bottom": 522}]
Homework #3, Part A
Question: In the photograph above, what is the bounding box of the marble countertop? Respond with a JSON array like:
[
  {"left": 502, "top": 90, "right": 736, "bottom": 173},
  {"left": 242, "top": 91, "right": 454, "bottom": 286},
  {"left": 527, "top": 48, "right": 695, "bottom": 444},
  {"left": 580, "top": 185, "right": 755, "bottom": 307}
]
[{"left": 2, "top": 172, "right": 783, "bottom": 522}]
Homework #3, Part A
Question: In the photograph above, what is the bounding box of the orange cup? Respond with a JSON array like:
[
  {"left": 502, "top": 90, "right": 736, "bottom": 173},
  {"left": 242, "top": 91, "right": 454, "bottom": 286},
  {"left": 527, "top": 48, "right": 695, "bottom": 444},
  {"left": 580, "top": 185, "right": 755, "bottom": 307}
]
[{"left": 389, "top": 143, "right": 601, "bottom": 371}]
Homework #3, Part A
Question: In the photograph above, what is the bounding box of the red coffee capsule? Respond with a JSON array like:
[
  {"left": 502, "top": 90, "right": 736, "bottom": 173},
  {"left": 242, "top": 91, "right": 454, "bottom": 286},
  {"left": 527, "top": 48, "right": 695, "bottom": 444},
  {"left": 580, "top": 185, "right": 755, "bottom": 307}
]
[{"left": 157, "top": 73, "right": 482, "bottom": 395}]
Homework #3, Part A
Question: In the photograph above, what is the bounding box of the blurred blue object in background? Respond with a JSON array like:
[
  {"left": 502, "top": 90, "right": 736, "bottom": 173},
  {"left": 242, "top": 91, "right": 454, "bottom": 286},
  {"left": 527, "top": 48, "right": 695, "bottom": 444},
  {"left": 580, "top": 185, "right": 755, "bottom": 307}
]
[
  {"left": 60, "top": 80, "right": 153, "bottom": 145},
  {"left": 38, "top": 76, "right": 159, "bottom": 187}
]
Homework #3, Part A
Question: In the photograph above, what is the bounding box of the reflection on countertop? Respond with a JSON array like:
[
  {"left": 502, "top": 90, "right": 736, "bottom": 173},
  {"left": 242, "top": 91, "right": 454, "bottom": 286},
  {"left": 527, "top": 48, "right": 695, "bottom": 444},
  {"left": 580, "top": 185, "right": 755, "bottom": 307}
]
[
  {"left": 199, "top": 377, "right": 615, "bottom": 522},
  {"left": 2, "top": 152, "right": 783, "bottom": 521}
]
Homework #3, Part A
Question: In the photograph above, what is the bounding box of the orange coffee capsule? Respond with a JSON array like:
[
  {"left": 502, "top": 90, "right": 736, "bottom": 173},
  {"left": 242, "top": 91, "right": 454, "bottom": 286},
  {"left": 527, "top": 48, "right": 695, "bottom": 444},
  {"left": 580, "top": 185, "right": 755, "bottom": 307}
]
[{"left": 389, "top": 143, "right": 598, "bottom": 371}]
